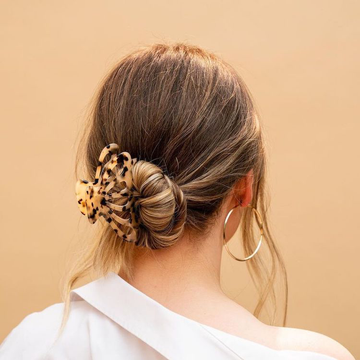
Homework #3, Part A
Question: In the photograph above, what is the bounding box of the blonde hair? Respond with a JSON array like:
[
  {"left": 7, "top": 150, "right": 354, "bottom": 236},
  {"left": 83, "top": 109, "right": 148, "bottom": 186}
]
[{"left": 59, "top": 41, "right": 288, "bottom": 336}]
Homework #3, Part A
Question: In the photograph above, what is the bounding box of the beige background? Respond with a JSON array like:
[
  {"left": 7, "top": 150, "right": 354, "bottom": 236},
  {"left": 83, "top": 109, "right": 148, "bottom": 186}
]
[{"left": 0, "top": 0, "right": 359, "bottom": 357}]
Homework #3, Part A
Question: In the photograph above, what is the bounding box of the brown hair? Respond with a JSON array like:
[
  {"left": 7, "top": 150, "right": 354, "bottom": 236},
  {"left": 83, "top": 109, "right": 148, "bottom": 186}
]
[{"left": 60, "top": 41, "right": 288, "bottom": 335}]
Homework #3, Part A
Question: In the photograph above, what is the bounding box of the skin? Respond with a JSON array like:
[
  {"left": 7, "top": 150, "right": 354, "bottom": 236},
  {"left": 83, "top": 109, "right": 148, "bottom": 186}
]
[{"left": 118, "top": 169, "right": 355, "bottom": 360}]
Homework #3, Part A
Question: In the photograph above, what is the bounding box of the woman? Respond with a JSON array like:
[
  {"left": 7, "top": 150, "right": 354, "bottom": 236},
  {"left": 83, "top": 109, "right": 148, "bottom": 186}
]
[{"left": 0, "top": 42, "right": 354, "bottom": 360}]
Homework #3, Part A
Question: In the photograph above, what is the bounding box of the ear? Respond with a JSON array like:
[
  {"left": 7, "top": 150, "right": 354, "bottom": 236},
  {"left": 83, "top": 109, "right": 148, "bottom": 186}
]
[{"left": 232, "top": 169, "right": 254, "bottom": 207}]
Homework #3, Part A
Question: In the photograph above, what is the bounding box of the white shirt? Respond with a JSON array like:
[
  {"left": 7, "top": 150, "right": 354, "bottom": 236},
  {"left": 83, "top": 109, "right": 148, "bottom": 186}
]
[{"left": 0, "top": 272, "right": 337, "bottom": 360}]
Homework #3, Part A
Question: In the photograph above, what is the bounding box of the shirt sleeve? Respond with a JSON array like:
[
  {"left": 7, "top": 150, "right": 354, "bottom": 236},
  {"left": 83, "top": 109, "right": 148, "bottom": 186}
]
[{"left": 0, "top": 303, "right": 64, "bottom": 360}]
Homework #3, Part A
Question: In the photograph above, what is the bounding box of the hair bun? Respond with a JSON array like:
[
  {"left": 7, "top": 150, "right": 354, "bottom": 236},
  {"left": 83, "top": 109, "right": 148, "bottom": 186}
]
[{"left": 131, "top": 160, "right": 187, "bottom": 249}]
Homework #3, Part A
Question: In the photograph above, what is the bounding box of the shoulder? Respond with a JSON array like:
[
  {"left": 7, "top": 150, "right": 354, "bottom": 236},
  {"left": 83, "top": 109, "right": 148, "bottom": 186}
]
[
  {"left": 0, "top": 300, "right": 95, "bottom": 360},
  {"left": 272, "top": 325, "right": 355, "bottom": 360},
  {"left": 0, "top": 302, "right": 65, "bottom": 359}
]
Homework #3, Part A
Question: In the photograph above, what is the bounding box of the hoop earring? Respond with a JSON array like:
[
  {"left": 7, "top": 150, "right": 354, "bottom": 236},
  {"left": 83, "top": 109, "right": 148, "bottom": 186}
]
[{"left": 222, "top": 202, "right": 264, "bottom": 262}]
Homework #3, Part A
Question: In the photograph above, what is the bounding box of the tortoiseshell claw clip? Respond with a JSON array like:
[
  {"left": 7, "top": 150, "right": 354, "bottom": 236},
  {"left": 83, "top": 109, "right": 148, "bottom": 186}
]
[{"left": 75, "top": 143, "right": 140, "bottom": 244}]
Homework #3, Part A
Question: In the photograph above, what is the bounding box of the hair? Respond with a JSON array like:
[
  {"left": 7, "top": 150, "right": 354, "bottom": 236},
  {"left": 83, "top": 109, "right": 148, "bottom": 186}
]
[{"left": 59, "top": 41, "right": 288, "bottom": 336}]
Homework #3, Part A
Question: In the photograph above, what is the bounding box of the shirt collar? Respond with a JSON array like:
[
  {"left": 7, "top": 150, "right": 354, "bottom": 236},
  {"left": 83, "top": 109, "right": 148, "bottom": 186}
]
[{"left": 70, "top": 271, "right": 247, "bottom": 359}]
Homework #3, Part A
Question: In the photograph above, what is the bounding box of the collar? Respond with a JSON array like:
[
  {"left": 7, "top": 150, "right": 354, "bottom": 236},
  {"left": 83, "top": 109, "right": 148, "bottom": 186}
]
[{"left": 70, "top": 271, "right": 246, "bottom": 359}]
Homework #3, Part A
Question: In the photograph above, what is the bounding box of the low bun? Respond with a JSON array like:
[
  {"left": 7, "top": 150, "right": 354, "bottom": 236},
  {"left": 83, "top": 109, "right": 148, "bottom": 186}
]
[{"left": 131, "top": 160, "right": 187, "bottom": 249}]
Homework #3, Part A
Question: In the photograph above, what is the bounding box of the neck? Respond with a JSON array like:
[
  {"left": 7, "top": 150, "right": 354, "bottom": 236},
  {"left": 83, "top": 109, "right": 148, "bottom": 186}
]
[
  {"left": 117, "top": 193, "right": 243, "bottom": 314},
  {"left": 118, "top": 224, "right": 226, "bottom": 309}
]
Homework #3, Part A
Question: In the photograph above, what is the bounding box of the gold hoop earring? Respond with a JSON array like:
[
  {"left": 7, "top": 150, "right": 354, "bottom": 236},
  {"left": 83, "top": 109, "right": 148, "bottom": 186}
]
[{"left": 222, "top": 202, "right": 264, "bottom": 262}]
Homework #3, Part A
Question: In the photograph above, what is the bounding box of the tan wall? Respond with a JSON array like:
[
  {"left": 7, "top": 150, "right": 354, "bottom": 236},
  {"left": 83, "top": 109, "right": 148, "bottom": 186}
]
[{"left": 0, "top": 0, "right": 359, "bottom": 357}]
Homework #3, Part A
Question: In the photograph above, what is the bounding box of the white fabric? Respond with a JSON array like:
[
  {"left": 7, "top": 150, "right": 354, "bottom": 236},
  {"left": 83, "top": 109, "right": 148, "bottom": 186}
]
[{"left": 0, "top": 272, "right": 337, "bottom": 360}]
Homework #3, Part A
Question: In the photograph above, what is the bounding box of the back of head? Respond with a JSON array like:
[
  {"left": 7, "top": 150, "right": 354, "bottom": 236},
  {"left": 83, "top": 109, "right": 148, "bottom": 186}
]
[
  {"left": 64, "top": 42, "right": 287, "bottom": 333},
  {"left": 77, "top": 42, "right": 262, "bottom": 249}
]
